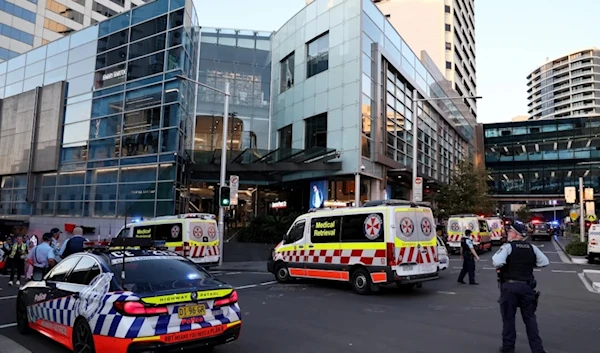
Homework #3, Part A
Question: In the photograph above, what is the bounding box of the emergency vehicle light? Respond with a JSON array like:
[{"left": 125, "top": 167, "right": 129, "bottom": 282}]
[
  {"left": 113, "top": 301, "right": 169, "bottom": 316},
  {"left": 214, "top": 290, "right": 238, "bottom": 307}
]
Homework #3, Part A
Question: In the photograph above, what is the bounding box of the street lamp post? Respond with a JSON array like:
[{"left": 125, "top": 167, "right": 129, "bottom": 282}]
[
  {"left": 410, "top": 93, "right": 482, "bottom": 203},
  {"left": 176, "top": 75, "right": 230, "bottom": 267}
]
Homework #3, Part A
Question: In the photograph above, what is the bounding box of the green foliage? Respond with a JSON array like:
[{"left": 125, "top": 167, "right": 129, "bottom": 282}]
[
  {"left": 565, "top": 240, "right": 588, "bottom": 256},
  {"left": 516, "top": 206, "right": 532, "bottom": 222},
  {"left": 236, "top": 212, "right": 302, "bottom": 244},
  {"left": 434, "top": 160, "right": 495, "bottom": 216}
]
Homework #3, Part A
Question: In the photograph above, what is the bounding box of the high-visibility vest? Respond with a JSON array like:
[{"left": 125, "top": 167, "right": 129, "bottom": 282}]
[{"left": 10, "top": 243, "right": 27, "bottom": 259}]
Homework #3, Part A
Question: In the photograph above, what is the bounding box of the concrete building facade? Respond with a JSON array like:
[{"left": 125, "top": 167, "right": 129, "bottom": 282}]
[
  {"left": 0, "top": 0, "right": 147, "bottom": 61},
  {"left": 527, "top": 47, "right": 600, "bottom": 120},
  {"left": 371, "top": 0, "right": 477, "bottom": 120}
]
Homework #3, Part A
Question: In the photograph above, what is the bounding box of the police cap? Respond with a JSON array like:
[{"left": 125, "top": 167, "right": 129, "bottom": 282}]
[
  {"left": 508, "top": 222, "right": 527, "bottom": 237},
  {"left": 42, "top": 232, "right": 53, "bottom": 241}
]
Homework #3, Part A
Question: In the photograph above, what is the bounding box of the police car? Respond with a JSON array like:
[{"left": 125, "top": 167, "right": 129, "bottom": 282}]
[{"left": 16, "top": 238, "right": 241, "bottom": 353}]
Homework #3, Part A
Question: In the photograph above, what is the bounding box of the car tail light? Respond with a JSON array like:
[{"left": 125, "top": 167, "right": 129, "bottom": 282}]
[
  {"left": 214, "top": 290, "right": 238, "bottom": 307},
  {"left": 386, "top": 242, "right": 395, "bottom": 266},
  {"left": 113, "top": 301, "right": 169, "bottom": 316}
]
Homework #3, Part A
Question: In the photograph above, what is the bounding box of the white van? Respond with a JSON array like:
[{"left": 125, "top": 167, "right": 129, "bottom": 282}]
[
  {"left": 588, "top": 224, "right": 600, "bottom": 264},
  {"left": 267, "top": 200, "right": 439, "bottom": 294},
  {"left": 486, "top": 217, "right": 505, "bottom": 244},
  {"left": 447, "top": 214, "right": 492, "bottom": 254},
  {"left": 115, "top": 213, "right": 220, "bottom": 266},
  {"left": 437, "top": 236, "right": 449, "bottom": 271}
]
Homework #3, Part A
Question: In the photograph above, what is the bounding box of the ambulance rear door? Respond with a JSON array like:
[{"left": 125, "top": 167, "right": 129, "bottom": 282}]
[
  {"left": 463, "top": 218, "right": 478, "bottom": 244},
  {"left": 414, "top": 208, "right": 438, "bottom": 275},
  {"left": 393, "top": 207, "right": 421, "bottom": 277},
  {"left": 487, "top": 218, "right": 503, "bottom": 242},
  {"left": 447, "top": 218, "right": 463, "bottom": 250},
  {"left": 187, "top": 219, "right": 220, "bottom": 263}
]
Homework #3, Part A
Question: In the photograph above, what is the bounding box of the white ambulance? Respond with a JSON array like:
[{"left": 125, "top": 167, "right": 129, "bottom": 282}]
[
  {"left": 115, "top": 213, "right": 220, "bottom": 267},
  {"left": 267, "top": 200, "right": 439, "bottom": 295},
  {"left": 447, "top": 214, "right": 492, "bottom": 254},
  {"left": 486, "top": 217, "right": 505, "bottom": 244}
]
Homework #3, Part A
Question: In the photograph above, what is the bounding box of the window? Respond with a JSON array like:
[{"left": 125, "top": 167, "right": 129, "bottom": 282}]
[
  {"left": 444, "top": 5, "right": 450, "bottom": 13},
  {"left": 0, "top": 0, "right": 36, "bottom": 23},
  {"left": 478, "top": 220, "right": 489, "bottom": 232},
  {"left": 132, "top": 223, "right": 183, "bottom": 242},
  {"left": 46, "top": 0, "right": 84, "bottom": 24},
  {"left": 92, "top": 2, "right": 117, "bottom": 17},
  {"left": 340, "top": 213, "right": 385, "bottom": 242},
  {"left": 68, "top": 256, "right": 101, "bottom": 285},
  {"left": 279, "top": 124, "right": 292, "bottom": 149},
  {"left": 280, "top": 52, "right": 295, "bottom": 92},
  {"left": 0, "top": 23, "right": 34, "bottom": 45},
  {"left": 446, "top": 61, "right": 452, "bottom": 69},
  {"left": 44, "top": 18, "right": 74, "bottom": 35},
  {"left": 310, "top": 216, "right": 340, "bottom": 243},
  {"left": 284, "top": 220, "right": 305, "bottom": 244},
  {"left": 306, "top": 32, "right": 329, "bottom": 78},
  {"left": 45, "top": 256, "right": 81, "bottom": 282},
  {"left": 445, "top": 42, "right": 451, "bottom": 50},
  {"left": 0, "top": 47, "right": 19, "bottom": 61},
  {"left": 97, "top": 29, "right": 129, "bottom": 53},
  {"left": 445, "top": 24, "right": 451, "bottom": 31},
  {"left": 305, "top": 113, "right": 328, "bottom": 149}
]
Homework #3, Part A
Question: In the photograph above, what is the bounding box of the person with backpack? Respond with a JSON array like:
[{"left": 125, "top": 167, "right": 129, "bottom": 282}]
[{"left": 59, "top": 227, "right": 88, "bottom": 258}]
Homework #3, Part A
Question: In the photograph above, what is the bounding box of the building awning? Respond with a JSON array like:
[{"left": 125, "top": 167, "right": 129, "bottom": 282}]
[{"left": 188, "top": 147, "right": 342, "bottom": 183}]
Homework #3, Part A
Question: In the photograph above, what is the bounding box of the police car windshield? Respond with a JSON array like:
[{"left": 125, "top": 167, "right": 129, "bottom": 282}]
[{"left": 109, "top": 255, "right": 212, "bottom": 294}]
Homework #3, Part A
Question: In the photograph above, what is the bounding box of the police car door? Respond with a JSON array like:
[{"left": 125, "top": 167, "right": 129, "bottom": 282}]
[{"left": 415, "top": 209, "right": 437, "bottom": 275}]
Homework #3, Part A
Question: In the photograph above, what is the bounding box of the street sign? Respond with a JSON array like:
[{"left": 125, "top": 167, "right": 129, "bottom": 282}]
[
  {"left": 413, "top": 177, "right": 423, "bottom": 202},
  {"left": 229, "top": 175, "right": 239, "bottom": 206},
  {"left": 586, "top": 201, "right": 596, "bottom": 216},
  {"left": 585, "top": 188, "right": 595, "bottom": 201},
  {"left": 569, "top": 208, "right": 579, "bottom": 221},
  {"left": 587, "top": 214, "right": 597, "bottom": 222},
  {"left": 564, "top": 186, "right": 576, "bottom": 204}
]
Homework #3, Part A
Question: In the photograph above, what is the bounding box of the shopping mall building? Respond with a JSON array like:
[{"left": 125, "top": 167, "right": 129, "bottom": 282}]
[{"left": 0, "top": 0, "right": 475, "bottom": 235}]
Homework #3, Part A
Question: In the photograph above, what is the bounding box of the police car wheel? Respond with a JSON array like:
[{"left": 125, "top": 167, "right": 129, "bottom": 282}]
[
  {"left": 275, "top": 263, "right": 291, "bottom": 283},
  {"left": 72, "top": 319, "right": 96, "bottom": 353},
  {"left": 16, "top": 295, "right": 30, "bottom": 334},
  {"left": 351, "top": 268, "right": 372, "bottom": 295}
]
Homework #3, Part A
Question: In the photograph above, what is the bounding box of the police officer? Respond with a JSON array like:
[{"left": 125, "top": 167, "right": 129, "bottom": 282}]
[
  {"left": 27, "top": 233, "right": 57, "bottom": 281},
  {"left": 492, "top": 225, "right": 549, "bottom": 353},
  {"left": 457, "top": 229, "right": 480, "bottom": 285}
]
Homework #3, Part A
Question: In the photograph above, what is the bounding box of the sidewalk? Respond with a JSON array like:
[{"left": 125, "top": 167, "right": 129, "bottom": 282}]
[
  {"left": 213, "top": 261, "right": 268, "bottom": 273},
  {"left": 0, "top": 334, "right": 30, "bottom": 353},
  {"left": 553, "top": 234, "right": 589, "bottom": 264}
]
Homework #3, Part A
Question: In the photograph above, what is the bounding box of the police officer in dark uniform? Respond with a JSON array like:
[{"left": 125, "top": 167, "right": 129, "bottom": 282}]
[
  {"left": 492, "top": 224, "right": 549, "bottom": 353},
  {"left": 457, "top": 229, "right": 480, "bottom": 285}
]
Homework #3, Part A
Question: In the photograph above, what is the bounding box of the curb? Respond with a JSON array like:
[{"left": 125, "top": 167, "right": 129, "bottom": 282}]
[
  {"left": 552, "top": 236, "right": 588, "bottom": 264},
  {"left": 582, "top": 270, "right": 600, "bottom": 293},
  {"left": 0, "top": 334, "right": 31, "bottom": 353}
]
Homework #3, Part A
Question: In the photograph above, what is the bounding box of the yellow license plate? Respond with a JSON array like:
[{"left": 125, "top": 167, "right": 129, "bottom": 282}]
[{"left": 177, "top": 304, "right": 206, "bottom": 319}]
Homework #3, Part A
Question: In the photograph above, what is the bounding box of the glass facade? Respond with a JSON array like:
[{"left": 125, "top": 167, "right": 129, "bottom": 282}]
[
  {"left": 484, "top": 117, "right": 600, "bottom": 194},
  {"left": 195, "top": 28, "right": 272, "bottom": 151},
  {"left": 0, "top": 0, "right": 199, "bottom": 219}
]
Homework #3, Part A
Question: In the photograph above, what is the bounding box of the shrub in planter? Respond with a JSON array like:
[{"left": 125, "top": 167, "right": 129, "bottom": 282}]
[{"left": 565, "top": 240, "right": 587, "bottom": 256}]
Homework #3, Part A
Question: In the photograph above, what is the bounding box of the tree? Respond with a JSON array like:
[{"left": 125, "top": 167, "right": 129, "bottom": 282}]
[
  {"left": 434, "top": 159, "right": 495, "bottom": 216},
  {"left": 516, "top": 206, "right": 532, "bottom": 221}
]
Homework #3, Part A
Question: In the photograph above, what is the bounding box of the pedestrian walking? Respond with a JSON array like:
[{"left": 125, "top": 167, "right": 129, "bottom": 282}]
[
  {"left": 8, "top": 235, "right": 28, "bottom": 286},
  {"left": 457, "top": 229, "right": 480, "bottom": 285},
  {"left": 59, "top": 227, "right": 88, "bottom": 258},
  {"left": 492, "top": 225, "right": 549, "bottom": 353},
  {"left": 27, "top": 233, "right": 57, "bottom": 281}
]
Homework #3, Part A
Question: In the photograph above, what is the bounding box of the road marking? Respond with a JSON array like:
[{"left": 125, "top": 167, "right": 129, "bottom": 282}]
[
  {"left": 0, "top": 295, "right": 17, "bottom": 301},
  {"left": 551, "top": 270, "right": 577, "bottom": 273},
  {"left": 578, "top": 273, "right": 600, "bottom": 294},
  {"left": 534, "top": 269, "right": 541, "bottom": 272},
  {"left": 543, "top": 251, "right": 558, "bottom": 254},
  {"left": 0, "top": 323, "right": 16, "bottom": 329},
  {"left": 235, "top": 281, "right": 277, "bottom": 290},
  {"left": 436, "top": 291, "right": 456, "bottom": 295}
]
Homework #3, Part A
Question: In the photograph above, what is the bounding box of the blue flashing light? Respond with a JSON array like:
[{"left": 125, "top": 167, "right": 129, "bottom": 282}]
[{"left": 551, "top": 221, "right": 559, "bottom": 225}]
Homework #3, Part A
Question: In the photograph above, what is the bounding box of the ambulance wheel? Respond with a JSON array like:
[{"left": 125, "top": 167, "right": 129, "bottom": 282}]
[
  {"left": 351, "top": 268, "right": 372, "bottom": 295},
  {"left": 274, "top": 263, "right": 291, "bottom": 283},
  {"left": 72, "top": 318, "right": 96, "bottom": 353}
]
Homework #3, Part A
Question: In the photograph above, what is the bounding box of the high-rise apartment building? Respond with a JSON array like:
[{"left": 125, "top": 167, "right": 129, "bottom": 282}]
[
  {"left": 527, "top": 48, "right": 600, "bottom": 120},
  {"left": 372, "top": 0, "right": 477, "bottom": 119},
  {"left": 0, "top": 0, "right": 146, "bottom": 61}
]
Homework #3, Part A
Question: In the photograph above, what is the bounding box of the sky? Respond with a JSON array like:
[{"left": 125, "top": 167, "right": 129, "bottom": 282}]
[{"left": 194, "top": 0, "right": 600, "bottom": 124}]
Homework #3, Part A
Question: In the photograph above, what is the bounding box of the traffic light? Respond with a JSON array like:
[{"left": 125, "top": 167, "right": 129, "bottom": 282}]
[{"left": 219, "top": 186, "right": 231, "bottom": 207}]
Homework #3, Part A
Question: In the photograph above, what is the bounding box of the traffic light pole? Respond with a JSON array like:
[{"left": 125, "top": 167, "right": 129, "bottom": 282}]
[{"left": 217, "top": 82, "right": 230, "bottom": 267}]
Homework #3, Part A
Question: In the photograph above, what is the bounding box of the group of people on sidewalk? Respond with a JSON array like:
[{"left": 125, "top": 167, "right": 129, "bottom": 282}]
[{"left": 0, "top": 227, "right": 88, "bottom": 289}]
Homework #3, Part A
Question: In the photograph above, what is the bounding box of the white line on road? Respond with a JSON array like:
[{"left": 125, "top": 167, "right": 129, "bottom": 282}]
[
  {"left": 534, "top": 269, "right": 542, "bottom": 272},
  {"left": 543, "top": 251, "right": 558, "bottom": 254},
  {"left": 0, "top": 323, "right": 16, "bottom": 329},
  {"left": 235, "top": 281, "right": 277, "bottom": 290},
  {"left": 436, "top": 291, "right": 456, "bottom": 295},
  {"left": 578, "top": 273, "right": 599, "bottom": 294},
  {"left": 551, "top": 270, "right": 577, "bottom": 273},
  {"left": 482, "top": 267, "right": 496, "bottom": 270},
  {"left": 0, "top": 295, "right": 17, "bottom": 301}
]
